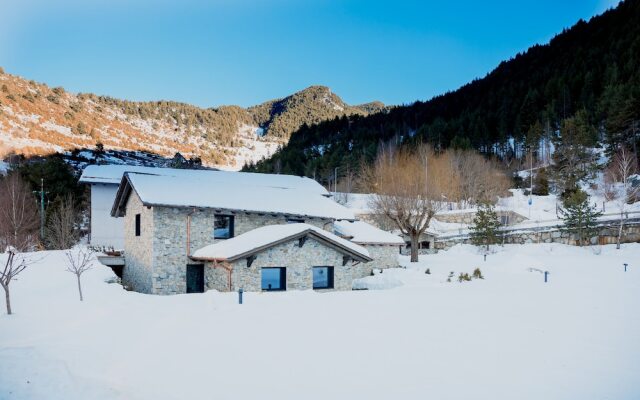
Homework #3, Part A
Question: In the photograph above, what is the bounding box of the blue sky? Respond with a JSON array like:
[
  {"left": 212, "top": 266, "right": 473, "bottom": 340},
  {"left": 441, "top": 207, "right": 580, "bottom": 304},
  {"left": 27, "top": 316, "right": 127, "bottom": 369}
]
[{"left": 0, "top": 0, "right": 621, "bottom": 108}]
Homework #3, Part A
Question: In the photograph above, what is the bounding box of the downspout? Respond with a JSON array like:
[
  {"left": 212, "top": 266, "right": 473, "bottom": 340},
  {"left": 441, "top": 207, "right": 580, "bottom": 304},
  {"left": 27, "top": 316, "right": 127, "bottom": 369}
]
[
  {"left": 192, "top": 256, "right": 234, "bottom": 292},
  {"left": 213, "top": 260, "right": 233, "bottom": 291}
]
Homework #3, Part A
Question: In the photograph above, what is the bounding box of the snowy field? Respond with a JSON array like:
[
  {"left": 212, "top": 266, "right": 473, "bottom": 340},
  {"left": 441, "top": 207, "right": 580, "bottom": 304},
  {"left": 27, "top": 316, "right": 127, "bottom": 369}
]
[{"left": 1, "top": 243, "right": 639, "bottom": 400}]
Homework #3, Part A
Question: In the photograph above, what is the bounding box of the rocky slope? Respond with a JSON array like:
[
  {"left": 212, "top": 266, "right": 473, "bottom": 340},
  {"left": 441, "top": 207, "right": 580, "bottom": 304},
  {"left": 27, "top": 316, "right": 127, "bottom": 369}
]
[{"left": 0, "top": 68, "right": 383, "bottom": 169}]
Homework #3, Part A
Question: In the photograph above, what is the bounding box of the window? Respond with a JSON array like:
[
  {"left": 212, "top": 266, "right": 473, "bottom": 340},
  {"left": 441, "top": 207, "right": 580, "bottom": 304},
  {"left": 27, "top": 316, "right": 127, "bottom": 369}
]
[
  {"left": 261, "top": 267, "right": 286, "bottom": 291},
  {"left": 313, "top": 266, "right": 334, "bottom": 289},
  {"left": 214, "top": 215, "right": 234, "bottom": 239},
  {"left": 286, "top": 218, "right": 305, "bottom": 224},
  {"left": 420, "top": 241, "right": 430, "bottom": 249},
  {"left": 135, "top": 214, "right": 141, "bottom": 236},
  {"left": 500, "top": 215, "right": 510, "bottom": 226}
]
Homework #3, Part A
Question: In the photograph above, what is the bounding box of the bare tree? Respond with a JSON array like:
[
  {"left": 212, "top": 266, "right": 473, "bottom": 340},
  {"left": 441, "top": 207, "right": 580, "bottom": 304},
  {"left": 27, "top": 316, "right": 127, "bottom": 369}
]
[
  {"left": 1, "top": 248, "right": 30, "bottom": 314},
  {"left": 0, "top": 173, "right": 40, "bottom": 251},
  {"left": 364, "top": 145, "right": 444, "bottom": 262},
  {"left": 606, "top": 147, "right": 639, "bottom": 249},
  {"left": 45, "top": 194, "right": 80, "bottom": 250},
  {"left": 65, "top": 247, "right": 94, "bottom": 301}
]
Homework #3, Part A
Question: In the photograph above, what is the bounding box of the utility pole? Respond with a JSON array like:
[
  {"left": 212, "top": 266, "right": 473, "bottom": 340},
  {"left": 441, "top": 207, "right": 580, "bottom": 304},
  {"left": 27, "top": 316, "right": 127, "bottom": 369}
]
[
  {"left": 528, "top": 148, "right": 533, "bottom": 219},
  {"left": 34, "top": 179, "right": 46, "bottom": 240}
]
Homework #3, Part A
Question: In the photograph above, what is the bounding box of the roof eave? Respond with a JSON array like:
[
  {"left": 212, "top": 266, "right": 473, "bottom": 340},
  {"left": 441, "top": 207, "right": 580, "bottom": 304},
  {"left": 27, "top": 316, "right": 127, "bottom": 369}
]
[{"left": 191, "top": 229, "right": 372, "bottom": 263}]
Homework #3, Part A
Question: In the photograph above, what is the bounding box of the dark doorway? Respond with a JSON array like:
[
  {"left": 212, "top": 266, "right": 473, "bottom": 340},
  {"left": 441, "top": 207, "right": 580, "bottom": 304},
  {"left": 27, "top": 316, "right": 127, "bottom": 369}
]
[{"left": 186, "top": 264, "right": 205, "bottom": 293}]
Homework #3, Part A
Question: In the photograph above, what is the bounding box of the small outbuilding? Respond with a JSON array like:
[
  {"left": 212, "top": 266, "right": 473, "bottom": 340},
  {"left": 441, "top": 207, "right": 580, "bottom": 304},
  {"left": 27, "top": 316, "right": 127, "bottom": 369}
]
[
  {"left": 333, "top": 220, "right": 403, "bottom": 276},
  {"left": 191, "top": 223, "right": 372, "bottom": 292}
]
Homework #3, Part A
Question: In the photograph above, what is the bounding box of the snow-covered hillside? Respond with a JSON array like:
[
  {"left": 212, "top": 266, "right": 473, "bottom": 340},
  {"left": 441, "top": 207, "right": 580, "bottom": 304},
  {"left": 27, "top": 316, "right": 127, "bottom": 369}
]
[{"left": 1, "top": 244, "right": 639, "bottom": 399}]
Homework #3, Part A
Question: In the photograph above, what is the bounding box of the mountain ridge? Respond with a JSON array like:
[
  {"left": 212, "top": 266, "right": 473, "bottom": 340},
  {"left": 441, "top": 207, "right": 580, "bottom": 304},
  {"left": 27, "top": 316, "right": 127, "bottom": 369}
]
[
  {"left": 247, "top": 0, "right": 640, "bottom": 178},
  {"left": 0, "top": 71, "right": 384, "bottom": 169}
]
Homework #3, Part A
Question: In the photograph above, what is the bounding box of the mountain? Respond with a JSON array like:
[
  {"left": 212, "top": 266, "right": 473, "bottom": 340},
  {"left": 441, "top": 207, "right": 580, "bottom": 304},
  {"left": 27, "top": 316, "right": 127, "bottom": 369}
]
[
  {"left": 0, "top": 72, "right": 383, "bottom": 170},
  {"left": 247, "top": 0, "right": 640, "bottom": 179}
]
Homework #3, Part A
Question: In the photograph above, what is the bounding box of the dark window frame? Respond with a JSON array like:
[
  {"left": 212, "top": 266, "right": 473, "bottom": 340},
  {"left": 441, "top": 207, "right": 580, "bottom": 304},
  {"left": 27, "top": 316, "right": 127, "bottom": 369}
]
[
  {"left": 312, "top": 266, "right": 334, "bottom": 289},
  {"left": 214, "top": 214, "right": 235, "bottom": 239},
  {"left": 135, "top": 214, "right": 141, "bottom": 237},
  {"left": 261, "top": 267, "right": 286, "bottom": 291}
]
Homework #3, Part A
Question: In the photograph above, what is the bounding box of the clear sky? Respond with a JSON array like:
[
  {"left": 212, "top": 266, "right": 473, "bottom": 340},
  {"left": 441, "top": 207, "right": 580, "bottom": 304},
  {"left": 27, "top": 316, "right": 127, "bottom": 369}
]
[{"left": 0, "top": 0, "right": 621, "bottom": 108}]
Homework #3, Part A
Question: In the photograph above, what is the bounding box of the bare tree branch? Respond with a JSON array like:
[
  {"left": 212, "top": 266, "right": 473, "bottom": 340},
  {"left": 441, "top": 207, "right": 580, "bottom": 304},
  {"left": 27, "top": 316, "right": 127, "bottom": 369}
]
[{"left": 65, "top": 247, "right": 94, "bottom": 301}]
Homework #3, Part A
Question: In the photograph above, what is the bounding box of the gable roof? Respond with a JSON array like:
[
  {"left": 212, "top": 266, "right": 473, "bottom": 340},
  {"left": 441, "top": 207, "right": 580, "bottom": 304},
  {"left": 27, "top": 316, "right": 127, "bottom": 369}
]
[
  {"left": 80, "top": 164, "right": 329, "bottom": 195},
  {"left": 333, "top": 220, "right": 404, "bottom": 245},
  {"left": 191, "top": 223, "right": 372, "bottom": 262},
  {"left": 111, "top": 172, "right": 355, "bottom": 220}
]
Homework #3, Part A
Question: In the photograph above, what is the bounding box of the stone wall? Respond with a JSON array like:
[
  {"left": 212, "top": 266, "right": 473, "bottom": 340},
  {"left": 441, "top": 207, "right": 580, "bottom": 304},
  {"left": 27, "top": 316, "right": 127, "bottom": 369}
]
[
  {"left": 435, "top": 221, "right": 640, "bottom": 251},
  {"left": 434, "top": 210, "right": 527, "bottom": 225},
  {"left": 122, "top": 192, "right": 154, "bottom": 293},
  {"left": 147, "top": 206, "right": 332, "bottom": 295},
  {"left": 205, "top": 237, "right": 355, "bottom": 292},
  {"left": 356, "top": 245, "right": 400, "bottom": 277}
]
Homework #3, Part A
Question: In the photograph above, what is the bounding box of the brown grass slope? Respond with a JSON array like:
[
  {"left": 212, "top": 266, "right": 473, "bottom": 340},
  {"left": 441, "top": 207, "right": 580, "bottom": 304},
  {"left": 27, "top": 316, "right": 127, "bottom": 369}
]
[{"left": 0, "top": 68, "right": 383, "bottom": 167}]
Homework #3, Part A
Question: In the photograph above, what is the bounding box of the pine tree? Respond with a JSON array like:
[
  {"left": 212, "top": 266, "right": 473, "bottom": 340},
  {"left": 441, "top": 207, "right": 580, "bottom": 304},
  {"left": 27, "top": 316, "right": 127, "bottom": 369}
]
[
  {"left": 560, "top": 190, "right": 602, "bottom": 246},
  {"left": 470, "top": 202, "right": 502, "bottom": 251},
  {"left": 532, "top": 168, "right": 549, "bottom": 196}
]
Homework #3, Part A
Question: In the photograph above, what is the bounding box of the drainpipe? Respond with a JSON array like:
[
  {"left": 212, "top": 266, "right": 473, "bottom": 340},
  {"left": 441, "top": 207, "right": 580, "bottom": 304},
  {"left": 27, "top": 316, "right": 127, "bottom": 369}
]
[
  {"left": 192, "top": 257, "right": 234, "bottom": 291},
  {"left": 186, "top": 208, "right": 196, "bottom": 257},
  {"left": 213, "top": 260, "right": 233, "bottom": 291}
]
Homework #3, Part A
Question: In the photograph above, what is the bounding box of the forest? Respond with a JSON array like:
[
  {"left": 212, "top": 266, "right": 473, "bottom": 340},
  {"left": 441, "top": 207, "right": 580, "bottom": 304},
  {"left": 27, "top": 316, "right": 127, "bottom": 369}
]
[{"left": 245, "top": 0, "right": 640, "bottom": 185}]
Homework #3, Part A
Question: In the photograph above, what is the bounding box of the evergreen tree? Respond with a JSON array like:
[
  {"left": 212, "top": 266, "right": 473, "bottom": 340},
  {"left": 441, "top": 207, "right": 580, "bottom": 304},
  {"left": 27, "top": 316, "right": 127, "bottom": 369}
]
[
  {"left": 470, "top": 202, "right": 502, "bottom": 251},
  {"left": 560, "top": 190, "right": 602, "bottom": 246},
  {"left": 551, "top": 110, "right": 599, "bottom": 197},
  {"left": 532, "top": 168, "right": 549, "bottom": 196}
]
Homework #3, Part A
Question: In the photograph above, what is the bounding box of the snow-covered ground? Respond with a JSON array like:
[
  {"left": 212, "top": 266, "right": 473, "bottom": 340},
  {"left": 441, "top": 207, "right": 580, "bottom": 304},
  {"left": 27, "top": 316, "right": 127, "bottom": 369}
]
[{"left": 1, "top": 244, "right": 639, "bottom": 399}]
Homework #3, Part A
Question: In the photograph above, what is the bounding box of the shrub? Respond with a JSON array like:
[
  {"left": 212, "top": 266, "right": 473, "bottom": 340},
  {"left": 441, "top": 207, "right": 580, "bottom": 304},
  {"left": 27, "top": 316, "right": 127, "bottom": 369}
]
[
  {"left": 458, "top": 272, "right": 471, "bottom": 282},
  {"left": 425, "top": 268, "right": 431, "bottom": 275},
  {"left": 472, "top": 268, "right": 484, "bottom": 279},
  {"left": 46, "top": 94, "right": 60, "bottom": 104},
  {"left": 1, "top": 84, "right": 8, "bottom": 93},
  {"left": 74, "top": 122, "right": 88, "bottom": 136},
  {"left": 22, "top": 92, "right": 35, "bottom": 103},
  {"left": 52, "top": 87, "right": 65, "bottom": 96},
  {"left": 6, "top": 94, "right": 15, "bottom": 101}
]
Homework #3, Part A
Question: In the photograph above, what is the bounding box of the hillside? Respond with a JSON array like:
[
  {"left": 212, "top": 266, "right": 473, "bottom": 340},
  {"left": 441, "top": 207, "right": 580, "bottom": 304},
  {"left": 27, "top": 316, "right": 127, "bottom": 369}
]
[
  {"left": 247, "top": 0, "right": 640, "bottom": 178},
  {"left": 0, "top": 71, "right": 383, "bottom": 169}
]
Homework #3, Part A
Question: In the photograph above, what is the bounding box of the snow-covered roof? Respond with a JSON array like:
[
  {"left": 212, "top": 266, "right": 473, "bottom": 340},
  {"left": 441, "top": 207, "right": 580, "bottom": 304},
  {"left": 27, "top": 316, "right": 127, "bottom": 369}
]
[
  {"left": 191, "top": 223, "right": 371, "bottom": 262},
  {"left": 333, "top": 220, "right": 404, "bottom": 245},
  {"left": 112, "top": 172, "right": 355, "bottom": 220},
  {"left": 79, "top": 164, "right": 329, "bottom": 195}
]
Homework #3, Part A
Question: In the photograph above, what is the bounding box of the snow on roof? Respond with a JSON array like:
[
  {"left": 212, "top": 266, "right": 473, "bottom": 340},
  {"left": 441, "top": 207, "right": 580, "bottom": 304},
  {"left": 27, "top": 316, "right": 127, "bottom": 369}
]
[
  {"left": 191, "top": 223, "right": 371, "bottom": 261},
  {"left": 333, "top": 220, "right": 404, "bottom": 245},
  {"left": 79, "top": 164, "right": 329, "bottom": 195},
  {"left": 115, "top": 172, "right": 354, "bottom": 220}
]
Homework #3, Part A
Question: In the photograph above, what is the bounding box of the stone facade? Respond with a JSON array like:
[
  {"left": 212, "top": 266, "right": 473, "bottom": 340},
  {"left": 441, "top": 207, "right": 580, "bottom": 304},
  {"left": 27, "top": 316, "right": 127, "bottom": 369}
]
[
  {"left": 204, "top": 237, "right": 355, "bottom": 292},
  {"left": 356, "top": 245, "right": 400, "bottom": 276},
  {"left": 122, "top": 192, "right": 154, "bottom": 293},
  {"left": 121, "top": 192, "right": 337, "bottom": 294}
]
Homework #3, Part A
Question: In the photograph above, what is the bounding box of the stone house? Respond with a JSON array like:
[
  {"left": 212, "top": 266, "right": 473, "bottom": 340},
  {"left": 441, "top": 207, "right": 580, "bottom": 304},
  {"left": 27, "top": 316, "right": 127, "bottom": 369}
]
[
  {"left": 333, "top": 220, "right": 403, "bottom": 276},
  {"left": 79, "top": 165, "right": 328, "bottom": 249},
  {"left": 108, "top": 170, "right": 397, "bottom": 294},
  {"left": 191, "top": 224, "right": 372, "bottom": 292}
]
